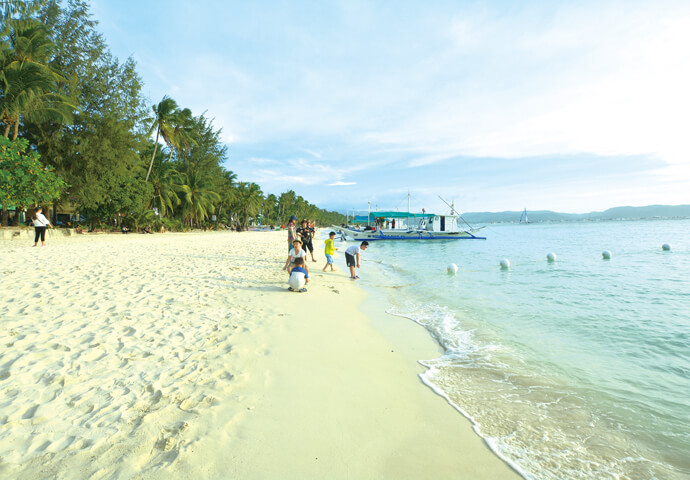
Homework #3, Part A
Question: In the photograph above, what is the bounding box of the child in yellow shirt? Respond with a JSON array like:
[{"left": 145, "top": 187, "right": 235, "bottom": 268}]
[{"left": 322, "top": 231, "right": 338, "bottom": 271}]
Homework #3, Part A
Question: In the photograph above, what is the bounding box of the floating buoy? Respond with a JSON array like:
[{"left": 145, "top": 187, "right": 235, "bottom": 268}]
[
  {"left": 662, "top": 243, "right": 671, "bottom": 251},
  {"left": 547, "top": 252, "right": 557, "bottom": 262},
  {"left": 500, "top": 258, "right": 510, "bottom": 270},
  {"left": 602, "top": 250, "right": 612, "bottom": 260},
  {"left": 447, "top": 263, "right": 458, "bottom": 275}
]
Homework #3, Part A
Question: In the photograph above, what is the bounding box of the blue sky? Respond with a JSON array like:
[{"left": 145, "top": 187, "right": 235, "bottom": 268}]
[{"left": 90, "top": 0, "right": 690, "bottom": 214}]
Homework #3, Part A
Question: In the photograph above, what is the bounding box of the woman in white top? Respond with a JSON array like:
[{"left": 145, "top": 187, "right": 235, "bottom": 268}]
[{"left": 32, "top": 207, "right": 53, "bottom": 247}]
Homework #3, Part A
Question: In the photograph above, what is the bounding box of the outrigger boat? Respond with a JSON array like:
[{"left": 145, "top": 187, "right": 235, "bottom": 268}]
[{"left": 332, "top": 210, "right": 486, "bottom": 241}]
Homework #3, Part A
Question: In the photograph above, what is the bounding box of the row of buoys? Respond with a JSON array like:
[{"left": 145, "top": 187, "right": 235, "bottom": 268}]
[{"left": 446, "top": 244, "right": 673, "bottom": 274}]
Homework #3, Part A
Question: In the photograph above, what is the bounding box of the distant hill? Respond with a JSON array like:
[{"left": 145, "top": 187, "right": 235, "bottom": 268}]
[{"left": 460, "top": 205, "right": 690, "bottom": 224}]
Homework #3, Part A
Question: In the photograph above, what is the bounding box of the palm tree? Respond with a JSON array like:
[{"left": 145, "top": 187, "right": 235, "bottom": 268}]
[
  {"left": 263, "top": 193, "right": 278, "bottom": 224},
  {"left": 178, "top": 164, "right": 221, "bottom": 227},
  {"left": 0, "top": 0, "right": 33, "bottom": 26},
  {"left": 216, "top": 169, "right": 237, "bottom": 225},
  {"left": 145, "top": 96, "right": 177, "bottom": 182},
  {"left": 149, "top": 154, "right": 182, "bottom": 218},
  {"left": 165, "top": 107, "right": 195, "bottom": 162},
  {"left": 278, "top": 190, "right": 297, "bottom": 224},
  {"left": 234, "top": 182, "right": 263, "bottom": 230},
  {"left": 0, "top": 19, "right": 73, "bottom": 139}
]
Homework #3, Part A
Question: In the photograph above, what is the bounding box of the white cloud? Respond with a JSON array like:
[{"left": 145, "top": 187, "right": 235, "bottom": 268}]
[
  {"left": 328, "top": 181, "right": 356, "bottom": 186},
  {"left": 93, "top": 0, "right": 690, "bottom": 212}
]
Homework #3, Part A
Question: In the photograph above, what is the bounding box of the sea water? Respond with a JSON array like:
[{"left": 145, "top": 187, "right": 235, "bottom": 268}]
[{"left": 353, "top": 219, "right": 690, "bottom": 480}]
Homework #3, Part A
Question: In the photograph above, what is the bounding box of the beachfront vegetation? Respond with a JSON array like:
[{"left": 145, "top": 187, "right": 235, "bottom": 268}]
[
  {"left": 0, "top": 0, "right": 346, "bottom": 230},
  {"left": 0, "top": 135, "right": 67, "bottom": 225}
]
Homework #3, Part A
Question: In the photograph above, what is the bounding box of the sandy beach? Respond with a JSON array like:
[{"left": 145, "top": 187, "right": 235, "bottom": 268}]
[{"left": 0, "top": 230, "right": 519, "bottom": 479}]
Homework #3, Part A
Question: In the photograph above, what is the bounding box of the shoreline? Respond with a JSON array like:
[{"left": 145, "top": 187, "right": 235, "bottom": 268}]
[
  {"left": 359, "top": 292, "right": 526, "bottom": 479},
  {"left": 0, "top": 231, "right": 519, "bottom": 478}
]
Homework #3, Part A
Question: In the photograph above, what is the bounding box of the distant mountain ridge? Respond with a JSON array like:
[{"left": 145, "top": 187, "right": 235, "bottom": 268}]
[{"left": 460, "top": 205, "right": 690, "bottom": 224}]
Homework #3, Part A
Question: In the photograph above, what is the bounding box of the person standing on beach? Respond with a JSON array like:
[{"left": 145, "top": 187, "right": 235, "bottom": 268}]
[
  {"left": 287, "top": 215, "right": 298, "bottom": 252},
  {"left": 345, "top": 241, "right": 368, "bottom": 279},
  {"left": 32, "top": 207, "right": 53, "bottom": 247},
  {"left": 297, "top": 219, "right": 317, "bottom": 262},
  {"left": 323, "top": 231, "right": 338, "bottom": 271}
]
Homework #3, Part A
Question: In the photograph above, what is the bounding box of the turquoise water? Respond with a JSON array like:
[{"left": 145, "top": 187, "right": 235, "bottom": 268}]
[{"left": 356, "top": 219, "right": 690, "bottom": 480}]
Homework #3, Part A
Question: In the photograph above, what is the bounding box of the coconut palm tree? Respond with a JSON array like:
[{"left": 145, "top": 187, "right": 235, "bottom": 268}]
[
  {"left": 234, "top": 182, "right": 263, "bottom": 230},
  {"left": 177, "top": 164, "right": 221, "bottom": 227},
  {"left": 0, "top": 18, "right": 73, "bottom": 139},
  {"left": 165, "top": 107, "right": 195, "bottom": 162},
  {"left": 215, "top": 169, "right": 237, "bottom": 225},
  {"left": 0, "top": 0, "right": 32, "bottom": 25},
  {"left": 149, "top": 153, "right": 182, "bottom": 218},
  {"left": 145, "top": 96, "right": 177, "bottom": 182},
  {"left": 263, "top": 193, "right": 278, "bottom": 224}
]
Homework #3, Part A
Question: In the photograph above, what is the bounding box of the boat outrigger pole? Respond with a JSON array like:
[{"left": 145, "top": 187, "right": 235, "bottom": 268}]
[{"left": 438, "top": 196, "right": 485, "bottom": 232}]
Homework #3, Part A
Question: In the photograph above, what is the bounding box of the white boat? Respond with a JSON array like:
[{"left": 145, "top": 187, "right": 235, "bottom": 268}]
[{"left": 332, "top": 211, "right": 486, "bottom": 241}]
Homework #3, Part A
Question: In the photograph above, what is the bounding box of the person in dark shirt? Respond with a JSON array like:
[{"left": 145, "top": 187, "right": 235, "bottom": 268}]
[{"left": 297, "top": 219, "right": 316, "bottom": 262}]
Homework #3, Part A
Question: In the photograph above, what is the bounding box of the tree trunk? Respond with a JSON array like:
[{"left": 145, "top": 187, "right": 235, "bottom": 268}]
[
  {"left": 145, "top": 127, "right": 161, "bottom": 182},
  {"left": 3, "top": 123, "right": 9, "bottom": 138},
  {"left": 12, "top": 120, "right": 19, "bottom": 141}
]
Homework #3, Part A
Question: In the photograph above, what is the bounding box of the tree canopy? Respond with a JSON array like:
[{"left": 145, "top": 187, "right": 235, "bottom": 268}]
[
  {"left": 0, "top": 135, "right": 66, "bottom": 224},
  {"left": 0, "top": 0, "right": 346, "bottom": 230}
]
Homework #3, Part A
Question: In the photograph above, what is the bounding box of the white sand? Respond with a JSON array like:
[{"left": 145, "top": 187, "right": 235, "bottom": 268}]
[{"left": 0, "top": 231, "right": 519, "bottom": 479}]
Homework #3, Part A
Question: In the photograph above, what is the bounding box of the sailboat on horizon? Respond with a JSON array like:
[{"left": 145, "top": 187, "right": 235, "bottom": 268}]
[{"left": 520, "top": 208, "right": 529, "bottom": 223}]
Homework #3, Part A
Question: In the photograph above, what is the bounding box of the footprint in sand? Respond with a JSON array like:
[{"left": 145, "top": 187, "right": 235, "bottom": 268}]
[
  {"left": 147, "top": 421, "right": 190, "bottom": 466},
  {"left": 22, "top": 404, "right": 39, "bottom": 419}
]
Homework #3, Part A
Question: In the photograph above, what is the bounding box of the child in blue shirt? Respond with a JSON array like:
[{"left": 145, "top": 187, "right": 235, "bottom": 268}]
[{"left": 288, "top": 257, "right": 309, "bottom": 292}]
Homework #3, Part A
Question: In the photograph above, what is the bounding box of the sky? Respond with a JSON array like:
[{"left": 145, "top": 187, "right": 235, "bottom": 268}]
[{"left": 90, "top": 0, "right": 690, "bottom": 215}]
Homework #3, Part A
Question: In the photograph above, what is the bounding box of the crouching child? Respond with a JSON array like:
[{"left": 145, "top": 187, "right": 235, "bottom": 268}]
[{"left": 288, "top": 257, "right": 309, "bottom": 292}]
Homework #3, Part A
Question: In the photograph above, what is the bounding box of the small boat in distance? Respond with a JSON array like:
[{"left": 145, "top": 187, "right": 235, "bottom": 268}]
[
  {"left": 520, "top": 208, "right": 529, "bottom": 223},
  {"left": 332, "top": 210, "right": 486, "bottom": 241}
]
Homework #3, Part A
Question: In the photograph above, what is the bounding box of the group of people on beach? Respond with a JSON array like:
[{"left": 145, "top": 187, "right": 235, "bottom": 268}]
[{"left": 283, "top": 215, "right": 368, "bottom": 292}]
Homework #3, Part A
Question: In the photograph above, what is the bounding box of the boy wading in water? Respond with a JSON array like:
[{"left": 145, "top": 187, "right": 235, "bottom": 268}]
[
  {"left": 323, "top": 231, "right": 338, "bottom": 271},
  {"left": 288, "top": 257, "right": 309, "bottom": 292},
  {"left": 345, "top": 241, "right": 368, "bottom": 280}
]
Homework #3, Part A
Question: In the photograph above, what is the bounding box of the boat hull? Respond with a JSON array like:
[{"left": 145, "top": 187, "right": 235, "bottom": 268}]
[{"left": 332, "top": 226, "right": 486, "bottom": 241}]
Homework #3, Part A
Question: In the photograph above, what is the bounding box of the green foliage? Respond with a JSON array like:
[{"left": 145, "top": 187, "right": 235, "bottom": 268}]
[
  {"left": 0, "top": 16, "right": 74, "bottom": 139},
  {"left": 0, "top": 0, "right": 347, "bottom": 230},
  {"left": 0, "top": 135, "right": 66, "bottom": 214},
  {"left": 79, "top": 173, "right": 153, "bottom": 225},
  {"left": 145, "top": 95, "right": 178, "bottom": 182},
  {"left": 21, "top": 0, "right": 149, "bottom": 223},
  {"left": 160, "top": 217, "right": 186, "bottom": 232},
  {"left": 123, "top": 208, "right": 156, "bottom": 232},
  {"left": 177, "top": 162, "right": 221, "bottom": 226},
  {"left": 233, "top": 182, "right": 263, "bottom": 230}
]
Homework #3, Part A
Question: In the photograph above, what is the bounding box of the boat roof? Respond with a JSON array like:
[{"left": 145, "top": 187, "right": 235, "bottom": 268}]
[{"left": 369, "top": 211, "right": 441, "bottom": 219}]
